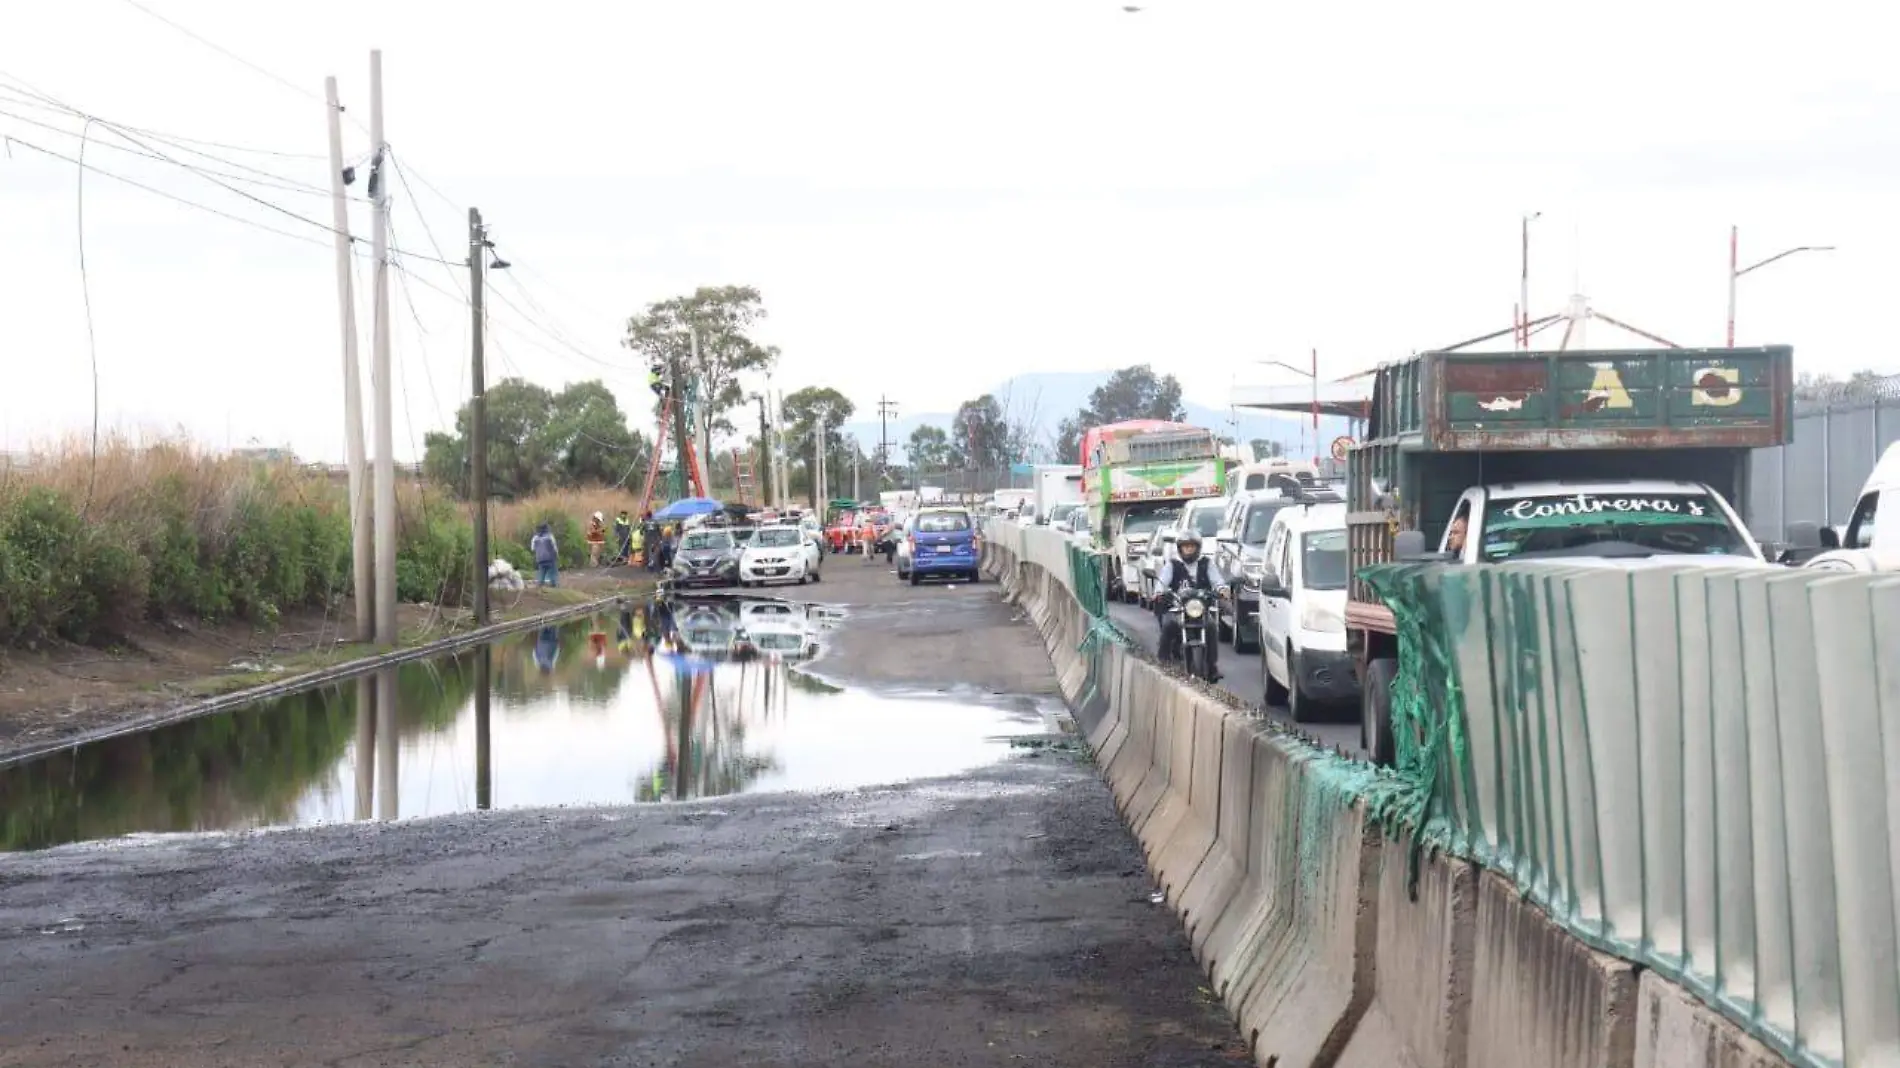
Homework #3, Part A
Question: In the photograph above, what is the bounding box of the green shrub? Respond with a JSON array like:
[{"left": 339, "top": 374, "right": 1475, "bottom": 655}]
[
  {"left": 396, "top": 492, "right": 476, "bottom": 606},
  {"left": 0, "top": 490, "right": 151, "bottom": 645}
]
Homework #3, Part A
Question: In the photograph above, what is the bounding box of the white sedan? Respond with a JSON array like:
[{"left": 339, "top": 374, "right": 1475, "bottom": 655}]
[{"left": 738, "top": 525, "right": 823, "bottom": 586}]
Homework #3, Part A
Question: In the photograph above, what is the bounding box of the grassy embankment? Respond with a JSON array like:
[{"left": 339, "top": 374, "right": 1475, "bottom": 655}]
[{"left": 0, "top": 438, "right": 645, "bottom": 656}]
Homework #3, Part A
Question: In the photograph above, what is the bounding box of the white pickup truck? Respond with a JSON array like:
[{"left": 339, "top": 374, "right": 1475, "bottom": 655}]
[{"left": 1430, "top": 478, "right": 1771, "bottom": 568}]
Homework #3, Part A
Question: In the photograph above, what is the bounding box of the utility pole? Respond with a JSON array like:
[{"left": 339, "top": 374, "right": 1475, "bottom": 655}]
[
  {"left": 851, "top": 443, "right": 861, "bottom": 503},
  {"left": 468, "top": 208, "right": 490, "bottom": 625},
  {"left": 672, "top": 336, "right": 693, "bottom": 501},
  {"left": 688, "top": 326, "right": 713, "bottom": 492},
  {"left": 775, "top": 390, "right": 790, "bottom": 508},
  {"left": 1310, "top": 347, "right": 1320, "bottom": 470},
  {"left": 367, "top": 50, "right": 397, "bottom": 646},
  {"left": 812, "top": 413, "right": 825, "bottom": 510},
  {"left": 876, "top": 396, "right": 897, "bottom": 494},
  {"left": 323, "top": 75, "right": 373, "bottom": 641},
  {"left": 756, "top": 394, "right": 771, "bottom": 507}
]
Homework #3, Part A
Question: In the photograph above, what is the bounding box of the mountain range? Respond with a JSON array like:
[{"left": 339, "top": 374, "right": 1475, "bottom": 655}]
[{"left": 837, "top": 371, "right": 1354, "bottom": 464}]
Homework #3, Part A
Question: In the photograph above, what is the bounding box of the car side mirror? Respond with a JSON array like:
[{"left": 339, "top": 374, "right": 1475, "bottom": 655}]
[
  {"left": 1394, "top": 530, "right": 1455, "bottom": 562},
  {"left": 1787, "top": 521, "right": 1823, "bottom": 550},
  {"left": 1820, "top": 525, "right": 1841, "bottom": 549},
  {"left": 1258, "top": 577, "right": 1290, "bottom": 599}
]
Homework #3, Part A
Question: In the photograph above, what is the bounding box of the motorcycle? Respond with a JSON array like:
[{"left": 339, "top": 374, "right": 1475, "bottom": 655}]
[{"left": 1163, "top": 584, "right": 1225, "bottom": 682}]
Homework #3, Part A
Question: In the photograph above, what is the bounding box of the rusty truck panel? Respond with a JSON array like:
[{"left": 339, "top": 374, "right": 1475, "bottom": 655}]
[{"left": 1423, "top": 346, "right": 1793, "bottom": 450}]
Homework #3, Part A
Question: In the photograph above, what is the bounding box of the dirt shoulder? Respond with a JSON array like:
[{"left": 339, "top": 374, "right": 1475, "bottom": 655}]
[{"left": 0, "top": 565, "right": 655, "bottom": 758}]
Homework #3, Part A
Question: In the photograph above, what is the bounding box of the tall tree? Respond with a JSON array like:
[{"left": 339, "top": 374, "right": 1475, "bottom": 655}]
[
  {"left": 1053, "top": 364, "right": 1188, "bottom": 462},
  {"left": 779, "top": 387, "right": 856, "bottom": 507},
  {"left": 422, "top": 377, "right": 647, "bottom": 499},
  {"left": 951, "top": 395, "right": 1011, "bottom": 471},
  {"left": 623, "top": 285, "right": 778, "bottom": 471},
  {"left": 906, "top": 424, "right": 951, "bottom": 473}
]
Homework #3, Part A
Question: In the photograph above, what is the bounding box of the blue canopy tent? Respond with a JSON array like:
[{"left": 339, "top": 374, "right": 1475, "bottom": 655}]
[{"left": 653, "top": 496, "right": 723, "bottom": 520}]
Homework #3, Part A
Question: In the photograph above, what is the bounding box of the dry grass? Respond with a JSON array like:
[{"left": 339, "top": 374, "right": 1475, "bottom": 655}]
[
  {"left": 492, "top": 487, "right": 645, "bottom": 544},
  {"left": 0, "top": 435, "right": 645, "bottom": 647}
]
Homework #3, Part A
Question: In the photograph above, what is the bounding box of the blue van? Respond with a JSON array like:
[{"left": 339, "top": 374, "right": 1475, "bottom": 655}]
[{"left": 907, "top": 508, "right": 980, "bottom": 585}]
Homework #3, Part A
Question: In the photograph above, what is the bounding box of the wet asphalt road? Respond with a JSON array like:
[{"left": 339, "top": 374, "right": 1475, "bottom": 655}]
[
  {"left": 0, "top": 561, "right": 1249, "bottom": 1067},
  {"left": 1104, "top": 599, "right": 1364, "bottom": 755}
]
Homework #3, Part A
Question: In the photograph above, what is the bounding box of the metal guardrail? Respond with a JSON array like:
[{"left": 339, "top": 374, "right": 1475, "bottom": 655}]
[{"left": 1363, "top": 560, "right": 1899, "bottom": 1068}]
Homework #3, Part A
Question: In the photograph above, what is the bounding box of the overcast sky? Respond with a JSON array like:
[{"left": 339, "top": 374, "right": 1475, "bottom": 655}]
[{"left": 3, "top": 0, "right": 1894, "bottom": 462}]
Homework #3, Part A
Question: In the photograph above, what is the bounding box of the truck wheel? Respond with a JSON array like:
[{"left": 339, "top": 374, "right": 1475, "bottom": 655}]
[
  {"left": 1362, "top": 658, "right": 1398, "bottom": 766},
  {"left": 1263, "top": 646, "right": 1290, "bottom": 706}
]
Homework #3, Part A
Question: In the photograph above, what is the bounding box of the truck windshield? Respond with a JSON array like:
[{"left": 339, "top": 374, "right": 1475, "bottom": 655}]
[
  {"left": 1122, "top": 507, "right": 1180, "bottom": 536},
  {"left": 1302, "top": 530, "right": 1349, "bottom": 589},
  {"left": 1048, "top": 503, "right": 1078, "bottom": 524},
  {"left": 1479, "top": 491, "right": 1747, "bottom": 562}
]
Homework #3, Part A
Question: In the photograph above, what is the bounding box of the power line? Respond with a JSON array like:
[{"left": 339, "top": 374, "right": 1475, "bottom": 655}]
[
  {"left": 5, "top": 132, "right": 460, "bottom": 265},
  {"left": 6, "top": 133, "right": 336, "bottom": 250},
  {"left": 0, "top": 102, "right": 356, "bottom": 201},
  {"left": 0, "top": 81, "right": 327, "bottom": 160},
  {"left": 111, "top": 0, "right": 364, "bottom": 132}
]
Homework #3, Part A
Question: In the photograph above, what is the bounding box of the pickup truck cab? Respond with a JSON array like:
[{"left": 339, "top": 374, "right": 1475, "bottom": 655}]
[
  {"left": 1805, "top": 441, "right": 1897, "bottom": 572},
  {"left": 1436, "top": 479, "right": 1765, "bottom": 565}
]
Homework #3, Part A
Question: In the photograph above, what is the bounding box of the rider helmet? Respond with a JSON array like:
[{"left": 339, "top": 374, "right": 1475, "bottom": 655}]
[{"left": 1176, "top": 532, "right": 1203, "bottom": 560}]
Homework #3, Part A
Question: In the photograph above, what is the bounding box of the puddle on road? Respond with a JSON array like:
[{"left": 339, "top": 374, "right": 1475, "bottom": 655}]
[{"left": 0, "top": 595, "right": 1057, "bottom": 852}]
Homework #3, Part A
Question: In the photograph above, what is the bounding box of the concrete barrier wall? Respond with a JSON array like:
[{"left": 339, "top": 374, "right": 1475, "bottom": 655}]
[
  {"left": 1367, "top": 557, "right": 1900, "bottom": 1068},
  {"left": 984, "top": 523, "right": 1798, "bottom": 1068}
]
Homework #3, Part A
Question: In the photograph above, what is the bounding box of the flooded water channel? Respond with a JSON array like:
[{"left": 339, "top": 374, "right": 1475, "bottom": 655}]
[{"left": 0, "top": 596, "right": 1056, "bottom": 852}]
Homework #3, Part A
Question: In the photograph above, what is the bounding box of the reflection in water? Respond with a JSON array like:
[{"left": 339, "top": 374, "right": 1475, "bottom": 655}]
[
  {"left": 0, "top": 595, "right": 1052, "bottom": 852},
  {"left": 353, "top": 674, "right": 374, "bottom": 822},
  {"left": 376, "top": 668, "right": 399, "bottom": 822},
  {"left": 475, "top": 648, "right": 493, "bottom": 811}
]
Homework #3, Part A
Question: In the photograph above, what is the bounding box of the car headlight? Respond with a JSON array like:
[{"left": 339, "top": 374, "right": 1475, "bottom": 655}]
[
  {"left": 1184, "top": 599, "right": 1205, "bottom": 620},
  {"left": 1300, "top": 600, "right": 1344, "bottom": 634}
]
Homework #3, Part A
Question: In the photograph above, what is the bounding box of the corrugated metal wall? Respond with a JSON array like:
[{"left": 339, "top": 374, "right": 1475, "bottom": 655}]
[{"left": 1748, "top": 395, "right": 1899, "bottom": 541}]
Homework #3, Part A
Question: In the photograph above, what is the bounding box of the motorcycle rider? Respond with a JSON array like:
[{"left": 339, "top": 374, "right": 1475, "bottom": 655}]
[{"left": 1156, "top": 531, "right": 1223, "bottom": 682}]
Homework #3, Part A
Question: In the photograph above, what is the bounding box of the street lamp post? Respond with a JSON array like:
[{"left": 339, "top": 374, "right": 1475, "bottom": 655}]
[
  {"left": 1727, "top": 225, "right": 1835, "bottom": 346},
  {"left": 1520, "top": 211, "right": 1541, "bottom": 349},
  {"left": 1255, "top": 352, "right": 1321, "bottom": 468}
]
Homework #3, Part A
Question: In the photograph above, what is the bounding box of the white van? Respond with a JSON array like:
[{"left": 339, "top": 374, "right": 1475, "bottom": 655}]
[
  {"left": 1806, "top": 441, "right": 1897, "bottom": 572},
  {"left": 1255, "top": 501, "right": 1357, "bottom": 722}
]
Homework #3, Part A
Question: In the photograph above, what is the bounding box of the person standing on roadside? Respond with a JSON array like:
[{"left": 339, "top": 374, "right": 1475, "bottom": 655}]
[
  {"left": 531, "top": 523, "right": 560, "bottom": 587},
  {"left": 585, "top": 512, "right": 608, "bottom": 567},
  {"left": 659, "top": 524, "right": 678, "bottom": 570},
  {"left": 613, "top": 510, "right": 633, "bottom": 564}
]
